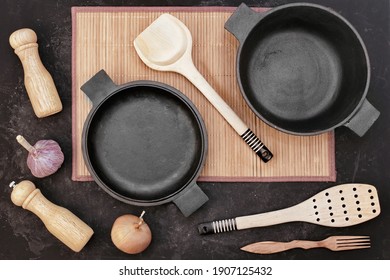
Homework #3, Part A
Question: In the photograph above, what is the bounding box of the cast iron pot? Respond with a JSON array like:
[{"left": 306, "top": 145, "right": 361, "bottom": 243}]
[
  {"left": 81, "top": 70, "right": 208, "bottom": 217},
  {"left": 225, "top": 3, "right": 380, "bottom": 136}
]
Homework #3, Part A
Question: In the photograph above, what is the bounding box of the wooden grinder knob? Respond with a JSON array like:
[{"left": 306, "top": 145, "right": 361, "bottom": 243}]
[
  {"left": 10, "top": 180, "right": 94, "bottom": 252},
  {"left": 9, "top": 28, "right": 62, "bottom": 118}
]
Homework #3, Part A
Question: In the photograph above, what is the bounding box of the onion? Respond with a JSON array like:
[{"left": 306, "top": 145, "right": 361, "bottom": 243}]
[
  {"left": 111, "top": 211, "right": 152, "bottom": 254},
  {"left": 16, "top": 135, "right": 64, "bottom": 178}
]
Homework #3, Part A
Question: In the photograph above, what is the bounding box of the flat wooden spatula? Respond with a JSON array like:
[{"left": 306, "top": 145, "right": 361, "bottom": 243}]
[
  {"left": 134, "top": 14, "right": 272, "bottom": 162},
  {"left": 198, "top": 184, "right": 380, "bottom": 234}
]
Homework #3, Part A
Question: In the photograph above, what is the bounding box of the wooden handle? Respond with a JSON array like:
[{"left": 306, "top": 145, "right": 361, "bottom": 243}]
[
  {"left": 10, "top": 180, "right": 93, "bottom": 252},
  {"left": 181, "top": 62, "right": 248, "bottom": 134},
  {"left": 241, "top": 240, "right": 322, "bottom": 254},
  {"left": 179, "top": 62, "right": 273, "bottom": 162},
  {"left": 198, "top": 205, "right": 302, "bottom": 234},
  {"left": 235, "top": 204, "right": 306, "bottom": 230},
  {"left": 198, "top": 202, "right": 307, "bottom": 235},
  {"left": 9, "top": 28, "right": 62, "bottom": 118}
]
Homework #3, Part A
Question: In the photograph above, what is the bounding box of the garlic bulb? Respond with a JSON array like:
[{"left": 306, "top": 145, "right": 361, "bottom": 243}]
[
  {"left": 111, "top": 211, "right": 152, "bottom": 254},
  {"left": 16, "top": 135, "right": 64, "bottom": 178}
]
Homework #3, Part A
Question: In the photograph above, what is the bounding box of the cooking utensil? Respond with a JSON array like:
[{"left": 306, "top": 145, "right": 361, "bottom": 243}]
[
  {"left": 134, "top": 14, "right": 273, "bottom": 162},
  {"left": 9, "top": 28, "right": 62, "bottom": 118},
  {"left": 81, "top": 70, "right": 208, "bottom": 217},
  {"left": 16, "top": 135, "right": 64, "bottom": 178},
  {"left": 241, "top": 236, "right": 371, "bottom": 254},
  {"left": 225, "top": 3, "right": 379, "bottom": 137},
  {"left": 198, "top": 184, "right": 380, "bottom": 234},
  {"left": 9, "top": 180, "right": 93, "bottom": 252}
]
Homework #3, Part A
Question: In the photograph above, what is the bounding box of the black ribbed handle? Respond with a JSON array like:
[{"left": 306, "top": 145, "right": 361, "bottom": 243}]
[
  {"left": 198, "top": 218, "right": 238, "bottom": 235},
  {"left": 241, "top": 129, "right": 273, "bottom": 162}
]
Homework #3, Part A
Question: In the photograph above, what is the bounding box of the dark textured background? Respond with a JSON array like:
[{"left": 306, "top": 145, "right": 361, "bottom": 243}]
[{"left": 0, "top": 0, "right": 389, "bottom": 260}]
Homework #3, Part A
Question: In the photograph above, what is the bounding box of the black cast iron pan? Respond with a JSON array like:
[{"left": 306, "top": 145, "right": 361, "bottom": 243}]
[
  {"left": 81, "top": 70, "right": 208, "bottom": 217},
  {"left": 225, "top": 3, "right": 380, "bottom": 136}
]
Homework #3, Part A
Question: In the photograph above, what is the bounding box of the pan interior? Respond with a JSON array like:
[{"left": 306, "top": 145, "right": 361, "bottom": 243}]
[
  {"left": 86, "top": 86, "right": 204, "bottom": 202},
  {"left": 240, "top": 6, "right": 368, "bottom": 134}
]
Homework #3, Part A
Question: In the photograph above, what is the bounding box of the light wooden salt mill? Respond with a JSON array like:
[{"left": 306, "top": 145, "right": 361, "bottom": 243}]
[
  {"left": 9, "top": 180, "right": 94, "bottom": 252},
  {"left": 9, "top": 28, "right": 62, "bottom": 118}
]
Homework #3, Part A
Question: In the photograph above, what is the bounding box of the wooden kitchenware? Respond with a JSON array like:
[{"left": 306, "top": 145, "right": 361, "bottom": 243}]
[
  {"left": 134, "top": 14, "right": 273, "bottom": 163},
  {"left": 9, "top": 28, "right": 62, "bottom": 118},
  {"left": 241, "top": 236, "right": 371, "bottom": 254},
  {"left": 9, "top": 180, "right": 93, "bottom": 252},
  {"left": 198, "top": 184, "right": 380, "bottom": 234}
]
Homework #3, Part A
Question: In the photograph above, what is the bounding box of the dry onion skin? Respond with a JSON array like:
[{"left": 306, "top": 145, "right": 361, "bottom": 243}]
[{"left": 111, "top": 211, "right": 152, "bottom": 254}]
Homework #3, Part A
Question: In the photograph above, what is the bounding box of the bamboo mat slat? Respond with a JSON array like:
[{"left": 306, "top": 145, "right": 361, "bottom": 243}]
[{"left": 71, "top": 6, "right": 336, "bottom": 182}]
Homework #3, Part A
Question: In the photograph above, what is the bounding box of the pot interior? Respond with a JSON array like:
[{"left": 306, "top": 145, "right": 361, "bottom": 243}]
[
  {"left": 239, "top": 5, "right": 369, "bottom": 134},
  {"left": 85, "top": 85, "right": 205, "bottom": 202}
]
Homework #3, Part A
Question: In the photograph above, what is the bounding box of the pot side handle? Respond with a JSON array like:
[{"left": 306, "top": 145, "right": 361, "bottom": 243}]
[
  {"left": 224, "top": 3, "right": 265, "bottom": 44},
  {"left": 173, "top": 183, "right": 209, "bottom": 217},
  {"left": 344, "top": 99, "right": 380, "bottom": 137},
  {"left": 80, "top": 69, "right": 118, "bottom": 105}
]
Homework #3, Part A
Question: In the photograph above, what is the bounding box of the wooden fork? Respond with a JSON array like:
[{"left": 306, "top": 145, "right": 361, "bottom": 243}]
[{"left": 241, "top": 236, "right": 371, "bottom": 254}]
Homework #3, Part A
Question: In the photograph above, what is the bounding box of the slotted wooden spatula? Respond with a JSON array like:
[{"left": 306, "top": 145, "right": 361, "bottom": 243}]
[
  {"left": 134, "top": 14, "right": 272, "bottom": 162},
  {"left": 198, "top": 184, "right": 380, "bottom": 234}
]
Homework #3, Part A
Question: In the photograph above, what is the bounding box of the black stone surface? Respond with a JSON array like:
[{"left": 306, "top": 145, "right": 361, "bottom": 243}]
[{"left": 0, "top": 0, "right": 389, "bottom": 260}]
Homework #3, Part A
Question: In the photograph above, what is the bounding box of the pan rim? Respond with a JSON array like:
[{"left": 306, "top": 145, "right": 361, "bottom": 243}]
[
  {"left": 82, "top": 80, "right": 208, "bottom": 206},
  {"left": 235, "top": 2, "right": 371, "bottom": 136}
]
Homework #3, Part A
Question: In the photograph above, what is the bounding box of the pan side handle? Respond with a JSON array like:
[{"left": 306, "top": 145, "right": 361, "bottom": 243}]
[
  {"left": 173, "top": 183, "right": 208, "bottom": 217},
  {"left": 344, "top": 99, "right": 380, "bottom": 137},
  {"left": 80, "top": 69, "right": 118, "bottom": 105},
  {"left": 224, "top": 3, "right": 265, "bottom": 44}
]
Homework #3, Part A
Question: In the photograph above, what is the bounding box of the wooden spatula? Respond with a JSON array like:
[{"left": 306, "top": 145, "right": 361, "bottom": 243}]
[
  {"left": 198, "top": 184, "right": 380, "bottom": 234},
  {"left": 134, "top": 14, "right": 273, "bottom": 163}
]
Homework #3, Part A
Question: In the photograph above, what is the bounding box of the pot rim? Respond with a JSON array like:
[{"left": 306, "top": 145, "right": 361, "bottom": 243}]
[
  {"left": 81, "top": 80, "right": 208, "bottom": 206},
  {"left": 235, "top": 2, "right": 371, "bottom": 136}
]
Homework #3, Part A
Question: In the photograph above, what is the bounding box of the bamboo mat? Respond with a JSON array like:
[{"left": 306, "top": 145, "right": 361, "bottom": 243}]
[{"left": 71, "top": 6, "right": 336, "bottom": 182}]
